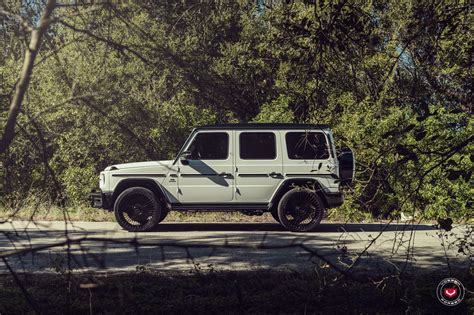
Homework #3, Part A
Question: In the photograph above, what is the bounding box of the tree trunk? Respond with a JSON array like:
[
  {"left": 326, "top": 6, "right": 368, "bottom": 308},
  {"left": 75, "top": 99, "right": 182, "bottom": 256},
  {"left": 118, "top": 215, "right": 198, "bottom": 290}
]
[{"left": 0, "top": 0, "right": 56, "bottom": 154}]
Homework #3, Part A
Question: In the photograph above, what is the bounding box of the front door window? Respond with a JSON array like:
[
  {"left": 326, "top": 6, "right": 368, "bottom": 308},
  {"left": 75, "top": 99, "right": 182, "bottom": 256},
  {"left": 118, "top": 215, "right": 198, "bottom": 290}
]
[{"left": 188, "top": 132, "right": 228, "bottom": 160}]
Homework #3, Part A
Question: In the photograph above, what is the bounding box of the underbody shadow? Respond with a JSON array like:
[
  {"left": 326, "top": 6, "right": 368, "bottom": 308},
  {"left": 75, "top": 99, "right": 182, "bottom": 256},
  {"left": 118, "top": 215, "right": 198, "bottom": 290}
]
[{"left": 150, "top": 222, "right": 437, "bottom": 233}]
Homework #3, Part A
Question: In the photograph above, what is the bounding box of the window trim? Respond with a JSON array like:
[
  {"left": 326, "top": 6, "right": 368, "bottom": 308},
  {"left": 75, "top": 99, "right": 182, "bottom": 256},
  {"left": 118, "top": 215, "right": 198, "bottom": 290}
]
[
  {"left": 184, "top": 131, "right": 230, "bottom": 161},
  {"left": 285, "top": 131, "right": 330, "bottom": 160},
  {"left": 239, "top": 131, "right": 277, "bottom": 160}
]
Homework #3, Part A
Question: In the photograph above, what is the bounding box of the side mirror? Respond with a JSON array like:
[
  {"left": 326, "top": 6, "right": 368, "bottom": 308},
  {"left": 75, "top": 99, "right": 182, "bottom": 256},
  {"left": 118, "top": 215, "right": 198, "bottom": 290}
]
[{"left": 179, "top": 150, "right": 191, "bottom": 165}]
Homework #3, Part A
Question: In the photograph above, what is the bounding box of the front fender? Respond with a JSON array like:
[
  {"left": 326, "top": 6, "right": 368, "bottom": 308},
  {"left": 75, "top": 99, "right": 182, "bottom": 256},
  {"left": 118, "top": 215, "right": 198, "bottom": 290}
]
[{"left": 111, "top": 178, "right": 173, "bottom": 205}]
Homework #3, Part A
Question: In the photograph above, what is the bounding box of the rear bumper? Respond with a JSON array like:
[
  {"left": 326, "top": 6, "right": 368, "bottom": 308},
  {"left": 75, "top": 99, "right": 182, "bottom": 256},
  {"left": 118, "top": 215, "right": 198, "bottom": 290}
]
[
  {"left": 324, "top": 192, "right": 344, "bottom": 208},
  {"left": 90, "top": 189, "right": 113, "bottom": 210}
]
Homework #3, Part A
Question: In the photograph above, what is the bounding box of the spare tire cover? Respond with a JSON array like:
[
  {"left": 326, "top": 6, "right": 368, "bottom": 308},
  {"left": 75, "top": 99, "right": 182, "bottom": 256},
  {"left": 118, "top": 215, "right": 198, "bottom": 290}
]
[{"left": 338, "top": 147, "right": 355, "bottom": 185}]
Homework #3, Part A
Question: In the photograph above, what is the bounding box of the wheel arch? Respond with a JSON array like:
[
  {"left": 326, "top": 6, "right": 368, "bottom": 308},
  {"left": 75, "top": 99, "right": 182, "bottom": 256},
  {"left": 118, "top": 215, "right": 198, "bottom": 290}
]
[
  {"left": 270, "top": 178, "right": 330, "bottom": 209},
  {"left": 112, "top": 178, "right": 169, "bottom": 206}
]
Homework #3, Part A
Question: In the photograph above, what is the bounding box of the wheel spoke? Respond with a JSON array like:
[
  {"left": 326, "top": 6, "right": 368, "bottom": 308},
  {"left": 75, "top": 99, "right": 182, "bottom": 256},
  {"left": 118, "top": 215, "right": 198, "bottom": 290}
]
[
  {"left": 281, "top": 190, "right": 323, "bottom": 231},
  {"left": 120, "top": 195, "right": 155, "bottom": 226}
]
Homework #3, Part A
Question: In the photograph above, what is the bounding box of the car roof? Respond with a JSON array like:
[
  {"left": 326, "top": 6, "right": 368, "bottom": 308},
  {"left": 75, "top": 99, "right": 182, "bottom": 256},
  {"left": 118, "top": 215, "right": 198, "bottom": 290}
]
[{"left": 196, "top": 123, "right": 330, "bottom": 130}]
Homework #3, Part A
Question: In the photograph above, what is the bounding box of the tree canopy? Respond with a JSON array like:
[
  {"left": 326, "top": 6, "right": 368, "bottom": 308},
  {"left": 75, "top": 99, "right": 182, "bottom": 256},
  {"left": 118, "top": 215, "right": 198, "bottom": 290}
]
[{"left": 1, "top": 0, "right": 472, "bottom": 220}]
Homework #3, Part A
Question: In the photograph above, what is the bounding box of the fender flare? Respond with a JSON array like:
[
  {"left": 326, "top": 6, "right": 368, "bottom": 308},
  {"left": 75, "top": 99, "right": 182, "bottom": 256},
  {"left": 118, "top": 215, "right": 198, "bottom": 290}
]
[
  {"left": 269, "top": 178, "right": 330, "bottom": 208},
  {"left": 112, "top": 178, "right": 171, "bottom": 205}
]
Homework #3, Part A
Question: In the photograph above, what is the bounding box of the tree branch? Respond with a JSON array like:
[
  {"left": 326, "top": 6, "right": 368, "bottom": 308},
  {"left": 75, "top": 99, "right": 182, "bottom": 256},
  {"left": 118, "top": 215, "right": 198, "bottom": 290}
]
[{"left": 0, "top": 0, "right": 57, "bottom": 154}]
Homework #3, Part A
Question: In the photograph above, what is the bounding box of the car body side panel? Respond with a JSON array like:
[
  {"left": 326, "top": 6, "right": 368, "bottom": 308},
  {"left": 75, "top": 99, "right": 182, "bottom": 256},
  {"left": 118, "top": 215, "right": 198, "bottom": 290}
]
[{"left": 280, "top": 130, "right": 339, "bottom": 194}]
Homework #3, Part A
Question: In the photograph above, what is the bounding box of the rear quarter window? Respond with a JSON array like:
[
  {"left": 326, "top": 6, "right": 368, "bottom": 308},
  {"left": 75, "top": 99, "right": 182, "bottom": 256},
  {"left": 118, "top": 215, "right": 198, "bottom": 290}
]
[{"left": 286, "top": 132, "right": 329, "bottom": 160}]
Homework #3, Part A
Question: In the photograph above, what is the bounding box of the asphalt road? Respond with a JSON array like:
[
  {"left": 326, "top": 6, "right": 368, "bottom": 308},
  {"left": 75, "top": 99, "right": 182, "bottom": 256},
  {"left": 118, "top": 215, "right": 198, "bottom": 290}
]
[{"left": 0, "top": 221, "right": 470, "bottom": 274}]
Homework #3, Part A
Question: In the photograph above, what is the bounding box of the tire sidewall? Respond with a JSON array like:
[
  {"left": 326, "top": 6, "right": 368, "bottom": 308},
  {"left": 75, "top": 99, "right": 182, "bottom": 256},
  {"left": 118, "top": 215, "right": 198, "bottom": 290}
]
[
  {"left": 270, "top": 208, "right": 280, "bottom": 222},
  {"left": 158, "top": 208, "right": 169, "bottom": 223},
  {"left": 277, "top": 188, "right": 324, "bottom": 232},
  {"left": 114, "top": 187, "right": 161, "bottom": 232}
]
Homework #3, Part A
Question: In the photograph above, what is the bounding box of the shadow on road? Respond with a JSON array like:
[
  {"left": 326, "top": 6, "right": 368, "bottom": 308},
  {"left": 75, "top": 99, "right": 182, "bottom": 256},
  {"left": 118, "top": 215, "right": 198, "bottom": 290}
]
[
  {"left": 0, "top": 221, "right": 467, "bottom": 276},
  {"left": 151, "top": 222, "right": 437, "bottom": 233}
]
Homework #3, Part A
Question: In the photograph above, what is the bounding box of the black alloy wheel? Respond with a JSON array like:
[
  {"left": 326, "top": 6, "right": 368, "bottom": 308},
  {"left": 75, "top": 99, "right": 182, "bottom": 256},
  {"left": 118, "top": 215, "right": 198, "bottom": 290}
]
[
  {"left": 277, "top": 189, "right": 325, "bottom": 232},
  {"left": 114, "top": 187, "right": 162, "bottom": 232}
]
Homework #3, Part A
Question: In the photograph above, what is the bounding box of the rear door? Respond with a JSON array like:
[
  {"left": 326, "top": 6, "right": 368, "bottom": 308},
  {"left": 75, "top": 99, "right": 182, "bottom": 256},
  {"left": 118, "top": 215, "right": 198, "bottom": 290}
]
[{"left": 234, "top": 131, "right": 283, "bottom": 202}]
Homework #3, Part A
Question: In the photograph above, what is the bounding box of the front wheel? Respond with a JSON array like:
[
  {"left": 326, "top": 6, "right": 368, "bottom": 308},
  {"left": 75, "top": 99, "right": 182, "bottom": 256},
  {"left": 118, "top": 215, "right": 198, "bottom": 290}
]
[
  {"left": 270, "top": 209, "right": 280, "bottom": 222},
  {"left": 277, "top": 189, "right": 325, "bottom": 232},
  {"left": 114, "top": 187, "right": 162, "bottom": 232}
]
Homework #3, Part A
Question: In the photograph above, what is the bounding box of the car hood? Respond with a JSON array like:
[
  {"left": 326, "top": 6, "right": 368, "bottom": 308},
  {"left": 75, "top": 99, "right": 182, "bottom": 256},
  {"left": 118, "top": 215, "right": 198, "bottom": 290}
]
[{"left": 105, "top": 160, "right": 174, "bottom": 171}]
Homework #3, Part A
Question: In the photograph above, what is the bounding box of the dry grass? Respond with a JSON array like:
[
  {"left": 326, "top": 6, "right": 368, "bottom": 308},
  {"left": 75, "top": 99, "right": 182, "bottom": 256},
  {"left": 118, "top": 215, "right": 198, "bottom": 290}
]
[
  {"left": 0, "top": 204, "right": 115, "bottom": 222},
  {"left": 0, "top": 204, "right": 277, "bottom": 223},
  {"left": 1, "top": 204, "right": 443, "bottom": 224},
  {"left": 1, "top": 194, "right": 457, "bottom": 224}
]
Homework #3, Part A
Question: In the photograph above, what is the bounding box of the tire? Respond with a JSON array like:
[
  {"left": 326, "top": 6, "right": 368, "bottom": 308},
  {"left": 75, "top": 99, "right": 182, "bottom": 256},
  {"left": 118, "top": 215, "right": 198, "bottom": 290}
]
[
  {"left": 158, "top": 208, "right": 169, "bottom": 223},
  {"left": 277, "top": 188, "right": 325, "bottom": 232},
  {"left": 270, "top": 209, "right": 280, "bottom": 222},
  {"left": 114, "top": 187, "right": 162, "bottom": 232}
]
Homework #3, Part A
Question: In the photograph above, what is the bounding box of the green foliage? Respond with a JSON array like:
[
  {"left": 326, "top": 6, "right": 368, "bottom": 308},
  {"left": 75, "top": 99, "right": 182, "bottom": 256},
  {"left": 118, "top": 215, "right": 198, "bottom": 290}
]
[
  {"left": 0, "top": 1, "right": 472, "bottom": 219},
  {"left": 60, "top": 165, "right": 97, "bottom": 206},
  {"left": 253, "top": 95, "right": 294, "bottom": 123}
]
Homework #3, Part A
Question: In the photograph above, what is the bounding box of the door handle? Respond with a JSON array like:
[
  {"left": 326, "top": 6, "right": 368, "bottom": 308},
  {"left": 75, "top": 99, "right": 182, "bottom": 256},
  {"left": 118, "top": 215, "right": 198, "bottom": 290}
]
[
  {"left": 269, "top": 172, "right": 282, "bottom": 178},
  {"left": 218, "top": 172, "right": 231, "bottom": 178}
]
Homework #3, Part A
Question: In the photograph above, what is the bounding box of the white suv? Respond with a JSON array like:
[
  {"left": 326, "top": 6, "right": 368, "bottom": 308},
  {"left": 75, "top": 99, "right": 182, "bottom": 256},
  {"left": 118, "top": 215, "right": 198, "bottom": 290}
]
[{"left": 91, "top": 123, "right": 354, "bottom": 232}]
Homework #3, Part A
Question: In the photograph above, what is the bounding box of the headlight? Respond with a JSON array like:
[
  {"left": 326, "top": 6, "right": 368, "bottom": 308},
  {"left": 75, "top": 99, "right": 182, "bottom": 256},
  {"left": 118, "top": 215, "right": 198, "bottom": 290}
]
[{"left": 99, "top": 173, "right": 106, "bottom": 189}]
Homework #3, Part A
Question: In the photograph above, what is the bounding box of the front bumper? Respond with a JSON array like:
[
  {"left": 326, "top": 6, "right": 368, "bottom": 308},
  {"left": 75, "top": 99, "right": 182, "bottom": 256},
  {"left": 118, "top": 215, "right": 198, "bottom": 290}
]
[
  {"left": 90, "top": 189, "right": 113, "bottom": 210},
  {"left": 323, "top": 192, "right": 344, "bottom": 208}
]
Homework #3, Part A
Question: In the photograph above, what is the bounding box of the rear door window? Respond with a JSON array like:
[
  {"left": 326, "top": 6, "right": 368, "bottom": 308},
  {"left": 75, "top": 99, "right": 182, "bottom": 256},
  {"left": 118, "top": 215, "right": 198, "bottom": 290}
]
[{"left": 239, "top": 132, "right": 276, "bottom": 160}]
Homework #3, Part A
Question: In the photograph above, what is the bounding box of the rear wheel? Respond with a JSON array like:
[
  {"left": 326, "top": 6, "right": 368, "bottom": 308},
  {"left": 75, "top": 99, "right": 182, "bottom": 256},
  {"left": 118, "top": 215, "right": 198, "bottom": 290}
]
[
  {"left": 277, "top": 188, "right": 325, "bottom": 232},
  {"left": 158, "top": 208, "right": 169, "bottom": 223},
  {"left": 114, "top": 187, "right": 162, "bottom": 232}
]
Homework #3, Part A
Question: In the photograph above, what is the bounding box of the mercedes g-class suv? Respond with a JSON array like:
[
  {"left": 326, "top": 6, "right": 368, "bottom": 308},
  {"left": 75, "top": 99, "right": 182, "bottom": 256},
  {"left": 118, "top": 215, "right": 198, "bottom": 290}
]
[{"left": 91, "top": 123, "right": 354, "bottom": 232}]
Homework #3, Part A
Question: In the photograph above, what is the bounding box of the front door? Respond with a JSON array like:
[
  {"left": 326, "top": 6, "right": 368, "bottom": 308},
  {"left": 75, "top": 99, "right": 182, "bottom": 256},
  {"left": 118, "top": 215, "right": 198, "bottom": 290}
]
[
  {"left": 234, "top": 131, "right": 283, "bottom": 202},
  {"left": 177, "top": 131, "right": 234, "bottom": 202}
]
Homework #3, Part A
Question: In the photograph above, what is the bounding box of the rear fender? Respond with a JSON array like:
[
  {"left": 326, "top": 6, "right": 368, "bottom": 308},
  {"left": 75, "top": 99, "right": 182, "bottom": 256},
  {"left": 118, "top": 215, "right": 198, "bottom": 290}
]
[{"left": 270, "top": 178, "right": 330, "bottom": 209}]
